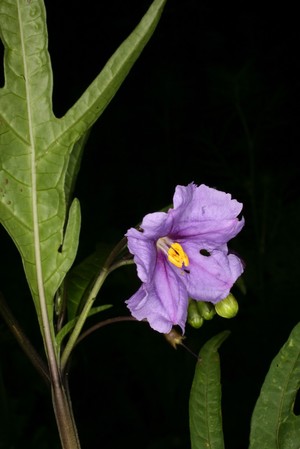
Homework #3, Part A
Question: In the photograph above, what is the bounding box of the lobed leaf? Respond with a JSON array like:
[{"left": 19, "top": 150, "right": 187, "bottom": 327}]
[
  {"left": 0, "top": 0, "right": 81, "bottom": 330},
  {"left": 0, "top": 0, "right": 167, "bottom": 343}
]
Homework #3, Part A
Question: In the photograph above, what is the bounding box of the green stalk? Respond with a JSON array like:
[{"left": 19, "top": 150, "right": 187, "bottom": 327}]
[
  {"left": 51, "top": 382, "right": 81, "bottom": 449},
  {"left": 60, "top": 266, "right": 109, "bottom": 372},
  {"left": 60, "top": 238, "right": 133, "bottom": 372}
]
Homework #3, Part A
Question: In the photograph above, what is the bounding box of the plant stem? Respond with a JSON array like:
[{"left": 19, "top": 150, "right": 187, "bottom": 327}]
[
  {"left": 60, "top": 266, "right": 109, "bottom": 372},
  {"left": 76, "top": 315, "right": 138, "bottom": 345},
  {"left": 0, "top": 292, "right": 81, "bottom": 448},
  {"left": 51, "top": 379, "right": 81, "bottom": 449},
  {"left": 0, "top": 292, "right": 50, "bottom": 385},
  {"left": 60, "top": 237, "right": 132, "bottom": 372}
]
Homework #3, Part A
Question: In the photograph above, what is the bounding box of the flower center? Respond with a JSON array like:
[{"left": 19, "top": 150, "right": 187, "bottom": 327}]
[
  {"left": 168, "top": 242, "right": 189, "bottom": 268},
  {"left": 157, "top": 238, "right": 189, "bottom": 268}
]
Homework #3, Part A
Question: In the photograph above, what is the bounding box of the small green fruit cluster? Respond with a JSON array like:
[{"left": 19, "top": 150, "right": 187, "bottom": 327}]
[{"left": 187, "top": 293, "right": 239, "bottom": 329}]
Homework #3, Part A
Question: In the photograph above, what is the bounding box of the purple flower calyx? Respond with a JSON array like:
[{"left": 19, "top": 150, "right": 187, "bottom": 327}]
[{"left": 156, "top": 237, "right": 189, "bottom": 269}]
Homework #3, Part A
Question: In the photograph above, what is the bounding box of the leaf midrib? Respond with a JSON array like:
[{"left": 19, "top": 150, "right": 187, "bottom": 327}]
[
  {"left": 17, "top": 0, "right": 42, "bottom": 293},
  {"left": 17, "top": 0, "right": 57, "bottom": 362}
]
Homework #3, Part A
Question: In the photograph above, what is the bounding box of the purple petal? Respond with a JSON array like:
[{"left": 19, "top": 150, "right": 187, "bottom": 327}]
[
  {"left": 126, "top": 210, "right": 174, "bottom": 283},
  {"left": 170, "top": 183, "right": 244, "bottom": 243},
  {"left": 181, "top": 241, "right": 244, "bottom": 303},
  {"left": 140, "top": 211, "right": 172, "bottom": 239},
  {"left": 126, "top": 227, "right": 156, "bottom": 282},
  {"left": 126, "top": 255, "right": 188, "bottom": 333}
]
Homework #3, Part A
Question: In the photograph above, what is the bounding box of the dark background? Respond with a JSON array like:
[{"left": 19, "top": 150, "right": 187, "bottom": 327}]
[{"left": 1, "top": 1, "right": 300, "bottom": 448}]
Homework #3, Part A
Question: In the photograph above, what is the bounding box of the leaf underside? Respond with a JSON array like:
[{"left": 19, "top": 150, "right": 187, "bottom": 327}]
[{"left": 0, "top": 0, "right": 167, "bottom": 337}]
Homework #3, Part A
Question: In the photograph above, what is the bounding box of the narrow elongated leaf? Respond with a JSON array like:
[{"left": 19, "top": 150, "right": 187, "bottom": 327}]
[
  {"left": 189, "top": 331, "right": 230, "bottom": 449},
  {"left": 249, "top": 322, "right": 300, "bottom": 449},
  {"left": 0, "top": 0, "right": 167, "bottom": 342},
  {"left": 58, "top": 0, "right": 168, "bottom": 142}
]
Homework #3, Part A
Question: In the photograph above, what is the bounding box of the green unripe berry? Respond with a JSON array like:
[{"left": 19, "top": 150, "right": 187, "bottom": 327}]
[
  {"left": 215, "top": 293, "right": 239, "bottom": 318},
  {"left": 188, "top": 300, "right": 204, "bottom": 328},
  {"left": 196, "top": 301, "right": 216, "bottom": 320}
]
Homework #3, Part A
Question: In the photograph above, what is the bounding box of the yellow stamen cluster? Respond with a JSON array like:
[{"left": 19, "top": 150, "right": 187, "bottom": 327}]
[{"left": 167, "top": 242, "right": 189, "bottom": 268}]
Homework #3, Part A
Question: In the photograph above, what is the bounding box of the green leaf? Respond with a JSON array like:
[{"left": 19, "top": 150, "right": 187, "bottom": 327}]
[
  {"left": 66, "top": 244, "right": 112, "bottom": 320},
  {"left": 0, "top": 0, "right": 167, "bottom": 344},
  {"left": 65, "top": 130, "right": 91, "bottom": 209},
  {"left": 56, "top": 304, "right": 112, "bottom": 348},
  {"left": 58, "top": 0, "right": 168, "bottom": 143},
  {"left": 249, "top": 322, "right": 300, "bottom": 449},
  {"left": 0, "top": 0, "right": 81, "bottom": 334},
  {"left": 189, "top": 331, "right": 230, "bottom": 449}
]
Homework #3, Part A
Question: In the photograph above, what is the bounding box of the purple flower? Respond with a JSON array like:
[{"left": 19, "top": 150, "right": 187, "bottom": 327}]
[{"left": 125, "top": 183, "right": 245, "bottom": 334}]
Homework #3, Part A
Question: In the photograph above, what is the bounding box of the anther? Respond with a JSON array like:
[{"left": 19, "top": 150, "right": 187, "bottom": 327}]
[{"left": 168, "top": 243, "right": 189, "bottom": 268}]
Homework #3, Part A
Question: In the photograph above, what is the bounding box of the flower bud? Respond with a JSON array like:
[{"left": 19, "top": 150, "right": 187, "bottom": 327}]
[
  {"left": 188, "top": 300, "right": 204, "bottom": 328},
  {"left": 196, "top": 301, "right": 216, "bottom": 320},
  {"left": 215, "top": 293, "right": 239, "bottom": 318}
]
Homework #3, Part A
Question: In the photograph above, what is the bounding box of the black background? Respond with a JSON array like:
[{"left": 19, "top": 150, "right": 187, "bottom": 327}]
[{"left": 1, "top": 1, "right": 300, "bottom": 448}]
